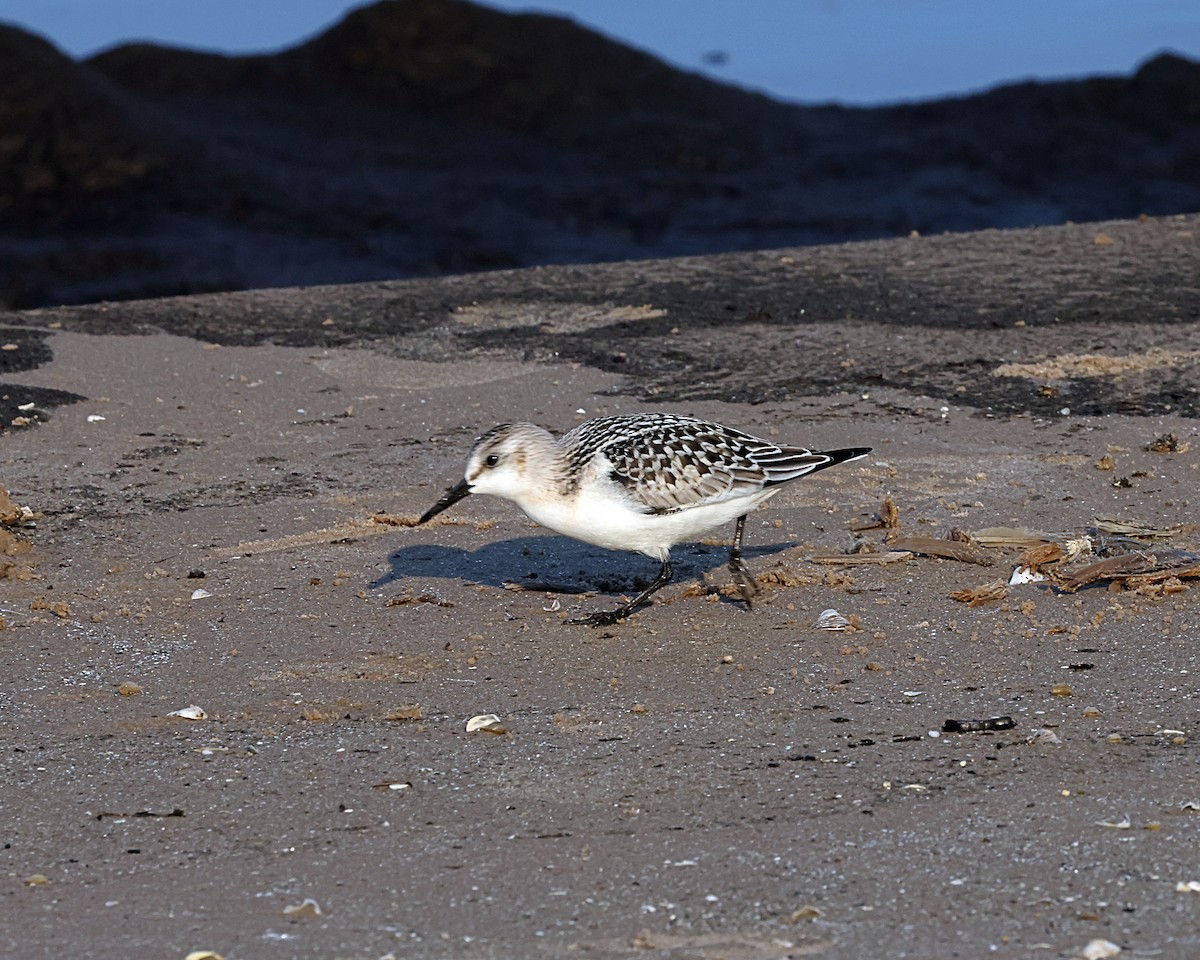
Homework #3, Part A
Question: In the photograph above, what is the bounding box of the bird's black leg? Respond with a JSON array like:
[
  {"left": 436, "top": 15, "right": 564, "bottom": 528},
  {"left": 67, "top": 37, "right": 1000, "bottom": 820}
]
[
  {"left": 567, "top": 558, "right": 674, "bottom": 627},
  {"left": 728, "top": 513, "right": 759, "bottom": 608}
]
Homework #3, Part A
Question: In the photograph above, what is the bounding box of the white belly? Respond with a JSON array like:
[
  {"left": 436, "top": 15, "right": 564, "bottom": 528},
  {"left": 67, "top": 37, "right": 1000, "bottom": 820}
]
[{"left": 515, "top": 486, "right": 779, "bottom": 560}]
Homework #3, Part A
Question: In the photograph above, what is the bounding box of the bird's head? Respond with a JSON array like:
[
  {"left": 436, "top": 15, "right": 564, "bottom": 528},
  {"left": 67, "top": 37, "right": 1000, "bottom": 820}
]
[{"left": 417, "top": 422, "right": 551, "bottom": 523}]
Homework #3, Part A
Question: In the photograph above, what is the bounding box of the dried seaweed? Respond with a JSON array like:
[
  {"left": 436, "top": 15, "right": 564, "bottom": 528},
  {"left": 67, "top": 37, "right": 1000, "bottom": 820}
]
[
  {"left": 1053, "top": 550, "right": 1200, "bottom": 593},
  {"left": 1092, "top": 517, "right": 1180, "bottom": 539},
  {"left": 808, "top": 550, "right": 912, "bottom": 565},
  {"left": 971, "top": 527, "right": 1054, "bottom": 549},
  {"left": 850, "top": 494, "right": 901, "bottom": 532},
  {"left": 949, "top": 578, "right": 1009, "bottom": 606},
  {"left": 886, "top": 535, "right": 995, "bottom": 566}
]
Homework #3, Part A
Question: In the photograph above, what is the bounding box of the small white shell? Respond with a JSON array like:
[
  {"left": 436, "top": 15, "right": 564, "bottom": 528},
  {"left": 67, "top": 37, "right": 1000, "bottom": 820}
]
[
  {"left": 813, "top": 609, "right": 850, "bottom": 631},
  {"left": 1026, "top": 727, "right": 1062, "bottom": 745},
  {"left": 191, "top": 588, "right": 213, "bottom": 600},
  {"left": 1079, "top": 939, "right": 1121, "bottom": 960},
  {"left": 1009, "top": 565, "right": 1049, "bottom": 585},
  {"left": 168, "top": 705, "right": 208, "bottom": 721},
  {"left": 466, "top": 713, "right": 506, "bottom": 734},
  {"left": 1175, "top": 880, "right": 1200, "bottom": 893}
]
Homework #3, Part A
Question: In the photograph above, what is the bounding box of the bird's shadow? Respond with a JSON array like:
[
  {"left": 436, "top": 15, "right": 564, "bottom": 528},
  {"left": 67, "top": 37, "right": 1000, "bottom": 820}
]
[{"left": 372, "top": 532, "right": 795, "bottom": 595}]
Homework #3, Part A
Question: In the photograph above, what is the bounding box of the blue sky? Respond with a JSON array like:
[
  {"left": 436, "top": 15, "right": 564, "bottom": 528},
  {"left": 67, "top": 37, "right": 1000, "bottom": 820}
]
[{"left": 3, "top": 0, "right": 1199, "bottom": 104}]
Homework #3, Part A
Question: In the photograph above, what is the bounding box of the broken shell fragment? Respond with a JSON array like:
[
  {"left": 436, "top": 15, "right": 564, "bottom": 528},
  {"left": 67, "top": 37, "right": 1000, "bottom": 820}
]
[
  {"left": 466, "top": 713, "right": 507, "bottom": 734},
  {"left": 282, "top": 897, "right": 322, "bottom": 919},
  {"left": 1027, "top": 727, "right": 1062, "bottom": 745},
  {"left": 168, "top": 705, "right": 208, "bottom": 721},
  {"left": 185, "top": 953, "right": 225, "bottom": 960},
  {"left": 191, "top": 588, "right": 213, "bottom": 600},
  {"left": 813, "top": 609, "right": 851, "bottom": 631}
]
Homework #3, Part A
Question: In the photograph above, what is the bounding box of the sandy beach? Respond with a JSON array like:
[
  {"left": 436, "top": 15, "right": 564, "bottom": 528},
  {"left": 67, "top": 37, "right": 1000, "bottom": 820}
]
[{"left": 1, "top": 214, "right": 1198, "bottom": 958}]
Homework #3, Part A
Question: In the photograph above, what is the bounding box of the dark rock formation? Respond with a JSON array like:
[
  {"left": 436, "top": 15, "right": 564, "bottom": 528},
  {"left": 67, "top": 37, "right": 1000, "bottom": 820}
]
[{"left": 1, "top": 0, "right": 1198, "bottom": 309}]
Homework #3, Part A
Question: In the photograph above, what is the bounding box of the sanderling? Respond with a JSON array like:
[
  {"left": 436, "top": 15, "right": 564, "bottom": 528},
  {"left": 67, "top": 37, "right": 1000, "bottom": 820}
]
[{"left": 418, "top": 413, "right": 870, "bottom": 626}]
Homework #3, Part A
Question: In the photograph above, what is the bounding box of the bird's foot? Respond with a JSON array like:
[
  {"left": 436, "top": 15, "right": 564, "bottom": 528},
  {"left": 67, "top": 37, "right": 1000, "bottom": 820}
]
[{"left": 729, "top": 558, "right": 760, "bottom": 608}]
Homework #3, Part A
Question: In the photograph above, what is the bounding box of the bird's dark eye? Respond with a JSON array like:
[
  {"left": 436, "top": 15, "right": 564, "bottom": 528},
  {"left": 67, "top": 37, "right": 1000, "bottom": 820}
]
[{"left": 485, "top": 454, "right": 500, "bottom": 467}]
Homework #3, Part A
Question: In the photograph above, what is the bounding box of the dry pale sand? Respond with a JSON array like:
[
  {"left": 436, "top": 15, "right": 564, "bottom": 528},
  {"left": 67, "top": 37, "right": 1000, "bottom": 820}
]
[{"left": 1, "top": 215, "right": 1198, "bottom": 959}]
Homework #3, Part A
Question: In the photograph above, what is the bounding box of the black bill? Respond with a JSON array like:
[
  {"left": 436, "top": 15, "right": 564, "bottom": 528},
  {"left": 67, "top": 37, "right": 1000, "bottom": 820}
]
[{"left": 418, "top": 478, "right": 473, "bottom": 524}]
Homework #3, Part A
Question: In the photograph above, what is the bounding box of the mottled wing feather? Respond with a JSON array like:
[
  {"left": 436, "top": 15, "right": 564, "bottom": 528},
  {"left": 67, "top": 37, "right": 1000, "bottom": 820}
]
[{"left": 565, "top": 414, "right": 833, "bottom": 514}]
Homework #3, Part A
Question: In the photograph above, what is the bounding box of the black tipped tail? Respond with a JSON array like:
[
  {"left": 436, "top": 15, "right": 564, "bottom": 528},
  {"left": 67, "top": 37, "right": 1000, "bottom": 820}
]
[
  {"left": 760, "top": 445, "right": 871, "bottom": 486},
  {"left": 822, "top": 447, "right": 872, "bottom": 467}
]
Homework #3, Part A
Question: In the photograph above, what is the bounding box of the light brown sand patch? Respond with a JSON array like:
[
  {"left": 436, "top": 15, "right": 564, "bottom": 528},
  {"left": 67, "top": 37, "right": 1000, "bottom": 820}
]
[{"left": 994, "top": 347, "right": 1199, "bottom": 379}]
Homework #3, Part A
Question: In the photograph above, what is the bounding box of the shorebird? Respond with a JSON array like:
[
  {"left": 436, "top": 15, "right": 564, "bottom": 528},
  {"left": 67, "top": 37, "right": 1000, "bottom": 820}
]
[{"left": 418, "top": 413, "right": 870, "bottom": 626}]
